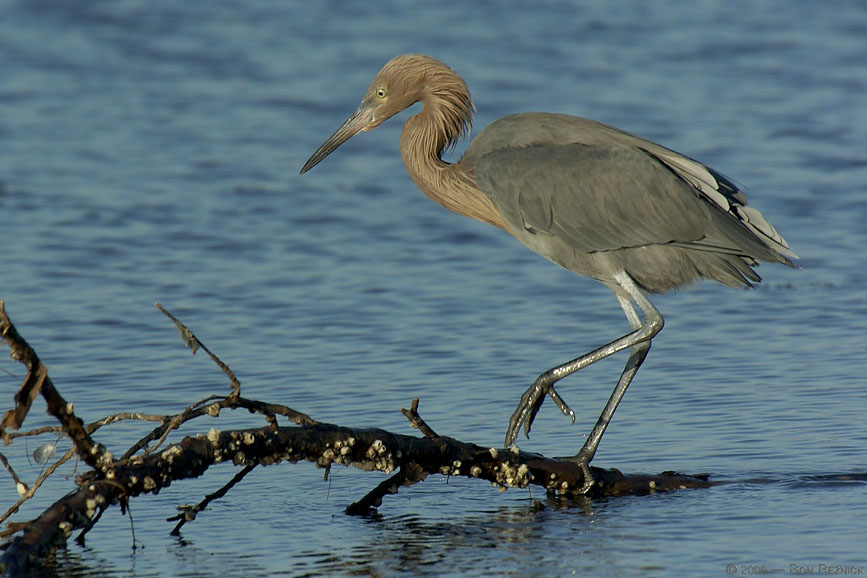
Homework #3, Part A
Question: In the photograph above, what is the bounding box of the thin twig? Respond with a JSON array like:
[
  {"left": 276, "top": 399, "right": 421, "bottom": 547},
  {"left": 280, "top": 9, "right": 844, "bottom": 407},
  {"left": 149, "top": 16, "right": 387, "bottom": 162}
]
[
  {"left": 123, "top": 395, "right": 314, "bottom": 461},
  {"left": 5, "top": 412, "right": 171, "bottom": 443},
  {"left": 346, "top": 461, "right": 427, "bottom": 516},
  {"left": 0, "top": 447, "right": 76, "bottom": 526},
  {"left": 140, "top": 395, "right": 222, "bottom": 456},
  {"left": 155, "top": 303, "right": 241, "bottom": 397},
  {"left": 0, "top": 452, "right": 26, "bottom": 497},
  {"left": 400, "top": 398, "right": 439, "bottom": 438},
  {"left": 168, "top": 462, "right": 258, "bottom": 535}
]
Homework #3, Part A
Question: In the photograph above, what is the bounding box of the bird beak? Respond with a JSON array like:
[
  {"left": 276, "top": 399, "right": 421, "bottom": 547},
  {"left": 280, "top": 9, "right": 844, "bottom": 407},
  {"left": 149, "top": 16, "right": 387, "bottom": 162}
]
[{"left": 300, "top": 103, "right": 374, "bottom": 174}]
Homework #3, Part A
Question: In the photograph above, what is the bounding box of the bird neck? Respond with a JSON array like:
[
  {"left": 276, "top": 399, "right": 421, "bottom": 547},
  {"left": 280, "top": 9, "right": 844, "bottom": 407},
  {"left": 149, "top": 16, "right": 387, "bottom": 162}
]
[{"left": 400, "top": 107, "right": 506, "bottom": 230}]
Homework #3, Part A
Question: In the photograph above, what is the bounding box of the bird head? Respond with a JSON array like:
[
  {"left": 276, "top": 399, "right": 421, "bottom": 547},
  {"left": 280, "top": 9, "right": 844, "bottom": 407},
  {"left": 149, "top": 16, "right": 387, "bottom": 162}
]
[{"left": 300, "top": 55, "right": 467, "bottom": 173}]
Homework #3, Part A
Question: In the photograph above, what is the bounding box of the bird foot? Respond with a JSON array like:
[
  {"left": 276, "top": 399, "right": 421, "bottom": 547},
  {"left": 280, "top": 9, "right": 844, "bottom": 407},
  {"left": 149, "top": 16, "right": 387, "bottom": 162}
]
[
  {"left": 504, "top": 378, "right": 575, "bottom": 447},
  {"left": 555, "top": 451, "right": 596, "bottom": 494}
]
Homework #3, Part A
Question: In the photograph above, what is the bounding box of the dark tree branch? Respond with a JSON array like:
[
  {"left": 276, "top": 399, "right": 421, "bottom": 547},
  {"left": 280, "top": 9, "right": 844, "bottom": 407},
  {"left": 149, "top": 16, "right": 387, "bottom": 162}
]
[
  {"left": 0, "top": 303, "right": 714, "bottom": 576},
  {"left": 0, "top": 302, "right": 111, "bottom": 473},
  {"left": 0, "top": 420, "right": 713, "bottom": 572}
]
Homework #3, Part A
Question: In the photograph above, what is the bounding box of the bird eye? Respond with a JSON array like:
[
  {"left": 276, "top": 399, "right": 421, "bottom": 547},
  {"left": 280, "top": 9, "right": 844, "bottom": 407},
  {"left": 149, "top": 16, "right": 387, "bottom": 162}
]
[{"left": 375, "top": 87, "right": 387, "bottom": 99}]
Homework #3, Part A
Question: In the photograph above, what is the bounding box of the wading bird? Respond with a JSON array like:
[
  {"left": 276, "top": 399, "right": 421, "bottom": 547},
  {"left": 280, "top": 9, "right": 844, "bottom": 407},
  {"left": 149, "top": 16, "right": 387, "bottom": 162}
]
[{"left": 300, "top": 55, "right": 796, "bottom": 493}]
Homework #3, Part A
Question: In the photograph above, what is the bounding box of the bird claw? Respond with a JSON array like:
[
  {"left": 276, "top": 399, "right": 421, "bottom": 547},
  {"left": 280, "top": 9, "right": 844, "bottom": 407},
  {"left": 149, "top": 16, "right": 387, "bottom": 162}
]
[
  {"left": 547, "top": 385, "right": 576, "bottom": 422},
  {"left": 554, "top": 451, "right": 596, "bottom": 494},
  {"left": 504, "top": 379, "right": 575, "bottom": 447}
]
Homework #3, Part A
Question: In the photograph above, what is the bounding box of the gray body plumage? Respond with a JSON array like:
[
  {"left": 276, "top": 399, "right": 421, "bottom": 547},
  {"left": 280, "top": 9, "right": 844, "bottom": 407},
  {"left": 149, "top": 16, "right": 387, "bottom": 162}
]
[{"left": 462, "top": 113, "right": 796, "bottom": 295}]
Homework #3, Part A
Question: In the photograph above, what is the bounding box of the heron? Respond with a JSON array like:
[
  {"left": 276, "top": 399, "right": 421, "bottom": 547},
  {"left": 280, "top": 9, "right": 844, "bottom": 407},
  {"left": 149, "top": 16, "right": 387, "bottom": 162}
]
[{"left": 300, "top": 54, "right": 797, "bottom": 493}]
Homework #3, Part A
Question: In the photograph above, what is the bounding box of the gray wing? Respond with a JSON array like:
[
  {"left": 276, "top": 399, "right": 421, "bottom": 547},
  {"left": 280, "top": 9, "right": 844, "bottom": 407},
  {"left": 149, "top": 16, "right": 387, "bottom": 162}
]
[
  {"left": 644, "top": 144, "right": 797, "bottom": 262},
  {"left": 474, "top": 141, "right": 795, "bottom": 265},
  {"left": 475, "top": 143, "right": 709, "bottom": 253}
]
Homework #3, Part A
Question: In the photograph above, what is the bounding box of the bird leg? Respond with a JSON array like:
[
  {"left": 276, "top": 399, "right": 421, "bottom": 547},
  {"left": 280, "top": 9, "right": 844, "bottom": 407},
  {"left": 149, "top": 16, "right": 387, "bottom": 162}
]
[
  {"left": 565, "top": 339, "right": 651, "bottom": 493},
  {"left": 504, "top": 272, "right": 663, "bottom": 492}
]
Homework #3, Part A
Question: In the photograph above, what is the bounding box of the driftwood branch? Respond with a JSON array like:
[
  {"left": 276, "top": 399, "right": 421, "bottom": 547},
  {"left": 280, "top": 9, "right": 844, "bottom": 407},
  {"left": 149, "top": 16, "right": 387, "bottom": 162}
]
[
  {"left": 0, "top": 303, "right": 110, "bottom": 474},
  {"left": 0, "top": 301, "right": 712, "bottom": 575}
]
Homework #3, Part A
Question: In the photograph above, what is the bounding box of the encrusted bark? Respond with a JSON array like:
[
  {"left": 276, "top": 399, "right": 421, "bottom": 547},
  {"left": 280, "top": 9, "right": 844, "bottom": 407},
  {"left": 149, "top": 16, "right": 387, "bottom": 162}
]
[{"left": 0, "top": 302, "right": 712, "bottom": 575}]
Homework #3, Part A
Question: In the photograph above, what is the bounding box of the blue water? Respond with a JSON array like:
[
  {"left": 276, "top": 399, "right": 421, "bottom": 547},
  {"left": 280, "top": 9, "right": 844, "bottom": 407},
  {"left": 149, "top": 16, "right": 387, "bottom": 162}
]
[{"left": 2, "top": 0, "right": 865, "bottom": 576}]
